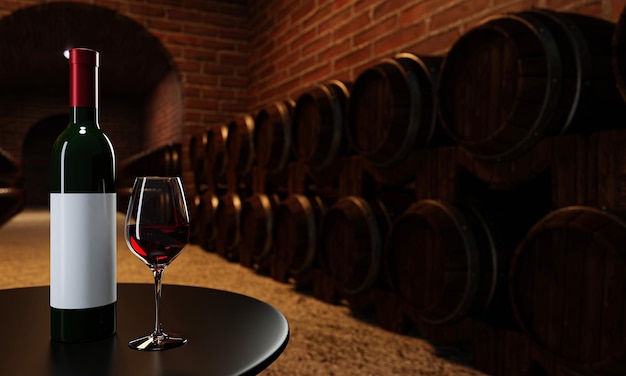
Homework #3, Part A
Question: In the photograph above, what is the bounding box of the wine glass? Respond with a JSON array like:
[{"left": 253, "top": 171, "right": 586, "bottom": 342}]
[{"left": 125, "top": 176, "right": 190, "bottom": 351}]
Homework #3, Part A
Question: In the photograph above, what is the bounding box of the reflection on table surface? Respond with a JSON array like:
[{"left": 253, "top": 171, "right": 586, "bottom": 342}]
[{"left": 0, "top": 283, "right": 289, "bottom": 376}]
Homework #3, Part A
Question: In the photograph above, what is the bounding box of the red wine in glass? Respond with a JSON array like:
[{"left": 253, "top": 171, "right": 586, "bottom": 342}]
[
  {"left": 125, "top": 176, "right": 190, "bottom": 351},
  {"left": 127, "top": 224, "right": 190, "bottom": 266}
]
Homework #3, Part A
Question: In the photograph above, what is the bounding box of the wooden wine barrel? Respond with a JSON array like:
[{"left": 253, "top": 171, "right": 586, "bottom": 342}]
[
  {"left": 273, "top": 194, "right": 326, "bottom": 277},
  {"left": 439, "top": 11, "right": 623, "bottom": 162},
  {"left": 0, "top": 187, "right": 24, "bottom": 227},
  {"left": 117, "top": 144, "right": 182, "bottom": 213},
  {"left": 385, "top": 199, "right": 501, "bottom": 325},
  {"left": 613, "top": 5, "right": 626, "bottom": 104},
  {"left": 523, "top": 10, "right": 624, "bottom": 132},
  {"left": 188, "top": 191, "right": 199, "bottom": 239},
  {"left": 147, "top": 147, "right": 163, "bottom": 174},
  {"left": 254, "top": 100, "right": 294, "bottom": 173},
  {"left": 438, "top": 12, "right": 560, "bottom": 161},
  {"left": 215, "top": 192, "right": 242, "bottom": 261},
  {"left": 166, "top": 143, "right": 182, "bottom": 176},
  {"left": 137, "top": 144, "right": 181, "bottom": 177},
  {"left": 239, "top": 193, "right": 279, "bottom": 265},
  {"left": 509, "top": 206, "right": 626, "bottom": 374},
  {"left": 292, "top": 80, "right": 351, "bottom": 170},
  {"left": 189, "top": 132, "right": 209, "bottom": 192},
  {"left": 0, "top": 149, "right": 24, "bottom": 225},
  {"left": 347, "top": 52, "right": 443, "bottom": 167},
  {"left": 0, "top": 147, "right": 20, "bottom": 188},
  {"left": 318, "top": 196, "right": 391, "bottom": 296},
  {"left": 204, "top": 125, "right": 228, "bottom": 184},
  {"left": 191, "top": 191, "right": 219, "bottom": 251},
  {"left": 143, "top": 144, "right": 178, "bottom": 177},
  {"left": 226, "top": 114, "right": 255, "bottom": 177}
]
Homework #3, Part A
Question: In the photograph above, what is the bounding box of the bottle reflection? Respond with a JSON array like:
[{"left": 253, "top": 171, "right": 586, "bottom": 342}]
[{"left": 49, "top": 335, "right": 117, "bottom": 376}]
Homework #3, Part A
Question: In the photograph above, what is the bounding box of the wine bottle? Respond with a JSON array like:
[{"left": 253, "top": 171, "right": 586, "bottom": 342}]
[{"left": 50, "top": 48, "right": 117, "bottom": 342}]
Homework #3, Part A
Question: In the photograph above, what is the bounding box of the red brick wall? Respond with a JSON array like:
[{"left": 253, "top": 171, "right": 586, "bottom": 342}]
[
  {"left": 2, "top": 0, "right": 626, "bottom": 195},
  {"left": 247, "top": 0, "right": 626, "bottom": 111},
  {"left": 143, "top": 70, "right": 184, "bottom": 147}
]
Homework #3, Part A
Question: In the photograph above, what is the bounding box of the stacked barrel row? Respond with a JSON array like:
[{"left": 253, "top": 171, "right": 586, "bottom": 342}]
[
  {"left": 189, "top": 7, "right": 626, "bottom": 376},
  {"left": 117, "top": 143, "right": 181, "bottom": 213},
  {"left": 0, "top": 147, "right": 24, "bottom": 227}
]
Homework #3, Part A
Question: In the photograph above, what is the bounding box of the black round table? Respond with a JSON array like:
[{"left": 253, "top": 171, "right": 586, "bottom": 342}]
[{"left": 0, "top": 283, "right": 289, "bottom": 375}]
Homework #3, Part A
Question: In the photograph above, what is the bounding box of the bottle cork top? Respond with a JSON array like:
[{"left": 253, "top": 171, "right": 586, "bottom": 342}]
[
  {"left": 68, "top": 48, "right": 100, "bottom": 107},
  {"left": 69, "top": 48, "right": 99, "bottom": 66}
]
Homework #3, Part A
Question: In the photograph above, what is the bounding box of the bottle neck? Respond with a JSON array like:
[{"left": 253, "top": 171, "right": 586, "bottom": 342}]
[{"left": 70, "top": 107, "right": 99, "bottom": 126}]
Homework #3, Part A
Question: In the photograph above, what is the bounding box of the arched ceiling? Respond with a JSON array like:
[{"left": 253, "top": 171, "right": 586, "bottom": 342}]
[{"left": 0, "top": 3, "right": 174, "bottom": 101}]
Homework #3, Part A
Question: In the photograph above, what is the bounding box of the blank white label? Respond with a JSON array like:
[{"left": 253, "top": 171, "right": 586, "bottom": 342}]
[{"left": 50, "top": 193, "right": 117, "bottom": 309}]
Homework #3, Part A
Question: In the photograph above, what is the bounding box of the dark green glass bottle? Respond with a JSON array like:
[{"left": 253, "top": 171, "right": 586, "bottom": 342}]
[{"left": 50, "top": 48, "right": 117, "bottom": 342}]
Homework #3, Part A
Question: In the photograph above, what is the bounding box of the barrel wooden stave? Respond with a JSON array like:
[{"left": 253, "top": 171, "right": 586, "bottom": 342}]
[
  {"left": 292, "top": 80, "right": 351, "bottom": 171},
  {"left": 273, "top": 194, "right": 326, "bottom": 277},
  {"left": 318, "top": 196, "right": 391, "bottom": 296},
  {"left": 167, "top": 143, "right": 182, "bottom": 176},
  {"left": 385, "top": 200, "right": 481, "bottom": 325},
  {"left": 384, "top": 197, "right": 518, "bottom": 329},
  {"left": 188, "top": 133, "right": 205, "bottom": 179},
  {"left": 0, "top": 148, "right": 24, "bottom": 227},
  {"left": 117, "top": 143, "right": 182, "bottom": 213},
  {"left": 613, "top": 5, "right": 626, "bottom": 103},
  {"left": 205, "top": 125, "right": 229, "bottom": 185},
  {"left": 347, "top": 53, "right": 442, "bottom": 167},
  {"left": 254, "top": 100, "right": 294, "bottom": 173},
  {"left": 438, "top": 13, "right": 562, "bottom": 161},
  {"left": 226, "top": 114, "right": 255, "bottom": 177},
  {"left": 529, "top": 10, "right": 624, "bottom": 131},
  {"left": 441, "top": 10, "right": 625, "bottom": 164},
  {"left": 240, "top": 192, "right": 279, "bottom": 265},
  {"left": 510, "top": 206, "right": 626, "bottom": 373},
  {"left": 0, "top": 187, "right": 24, "bottom": 227},
  {"left": 215, "top": 192, "right": 243, "bottom": 261},
  {"left": 0, "top": 147, "right": 21, "bottom": 188},
  {"left": 192, "top": 190, "right": 219, "bottom": 251}
]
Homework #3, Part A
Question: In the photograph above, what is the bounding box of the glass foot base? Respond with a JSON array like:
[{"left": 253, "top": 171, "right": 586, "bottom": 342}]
[{"left": 128, "top": 332, "right": 187, "bottom": 351}]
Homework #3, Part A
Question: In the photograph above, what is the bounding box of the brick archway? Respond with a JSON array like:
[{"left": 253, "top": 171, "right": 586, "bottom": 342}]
[
  {"left": 0, "top": 2, "right": 182, "bottom": 161},
  {"left": 0, "top": 2, "right": 184, "bottom": 207}
]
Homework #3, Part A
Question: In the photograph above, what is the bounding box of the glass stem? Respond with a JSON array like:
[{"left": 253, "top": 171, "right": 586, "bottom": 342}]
[{"left": 152, "top": 267, "right": 164, "bottom": 341}]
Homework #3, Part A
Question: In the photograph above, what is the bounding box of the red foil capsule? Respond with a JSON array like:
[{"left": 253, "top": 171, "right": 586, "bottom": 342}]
[{"left": 69, "top": 48, "right": 99, "bottom": 107}]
